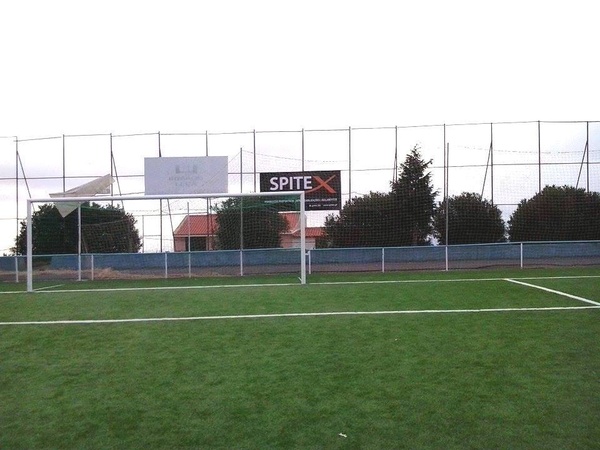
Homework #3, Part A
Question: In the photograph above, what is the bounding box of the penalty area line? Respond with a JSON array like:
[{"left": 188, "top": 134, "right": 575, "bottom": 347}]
[
  {"left": 505, "top": 278, "right": 600, "bottom": 306},
  {"left": 1, "top": 305, "right": 598, "bottom": 326}
]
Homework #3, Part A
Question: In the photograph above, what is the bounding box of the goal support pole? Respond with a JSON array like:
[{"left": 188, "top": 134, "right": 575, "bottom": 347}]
[
  {"left": 300, "top": 191, "right": 306, "bottom": 285},
  {"left": 26, "top": 199, "right": 33, "bottom": 292}
]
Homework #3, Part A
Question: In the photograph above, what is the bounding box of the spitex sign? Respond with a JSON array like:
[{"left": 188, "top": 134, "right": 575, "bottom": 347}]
[{"left": 260, "top": 170, "right": 341, "bottom": 211}]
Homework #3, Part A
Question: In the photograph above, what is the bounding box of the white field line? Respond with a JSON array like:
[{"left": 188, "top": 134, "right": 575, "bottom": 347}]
[
  {"left": 505, "top": 278, "right": 600, "bottom": 306},
  {"left": 11, "top": 274, "right": 599, "bottom": 295},
  {"left": 315, "top": 275, "right": 600, "bottom": 286},
  {"left": 0, "top": 305, "right": 598, "bottom": 326},
  {"left": 34, "top": 284, "right": 65, "bottom": 292},
  {"left": 0, "top": 278, "right": 503, "bottom": 295},
  {"left": 42, "top": 282, "right": 301, "bottom": 293}
]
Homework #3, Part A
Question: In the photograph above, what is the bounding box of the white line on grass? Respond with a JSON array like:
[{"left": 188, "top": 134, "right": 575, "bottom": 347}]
[
  {"left": 1, "top": 305, "right": 598, "bottom": 326},
  {"left": 18, "top": 274, "right": 600, "bottom": 295},
  {"left": 30, "top": 282, "right": 302, "bottom": 294},
  {"left": 505, "top": 278, "right": 600, "bottom": 306},
  {"left": 34, "top": 284, "right": 65, "bottom": 291}
]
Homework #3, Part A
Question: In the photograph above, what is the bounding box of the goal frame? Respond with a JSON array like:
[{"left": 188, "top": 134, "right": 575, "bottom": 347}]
[{"left": 26, "top": 191, "right": 306, "bottom": 292}]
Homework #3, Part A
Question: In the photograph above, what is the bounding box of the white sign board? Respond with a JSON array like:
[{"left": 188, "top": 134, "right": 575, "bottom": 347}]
[{"left": 144, "top": 156, "right": 229, "bottom": 195}]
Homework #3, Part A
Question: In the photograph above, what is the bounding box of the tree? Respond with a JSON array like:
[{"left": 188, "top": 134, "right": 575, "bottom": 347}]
[
  {"left": 433, "top": 192, "right": 506, "bottom": 245},
  {"left": 214, "top": 197, "right": 289, "bottom": 250},
  {"left": 317, "top": 192, "right": 399, "bottom": 248},
  {"left": 390, "top": 145, "right": 437, "bottom": 245},
  {"left": 13, "top": 202, "right": 142, "bottom": 255},
  {"left": 318, "top": 145, "right": 436, "bottom": 248},
  {"left": 508, "top": 185, "right": 600, "bottom": 242}
]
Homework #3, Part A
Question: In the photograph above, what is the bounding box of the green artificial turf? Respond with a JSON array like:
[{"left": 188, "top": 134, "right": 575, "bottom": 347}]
[{"left": 1, "top": 268, "right": 599, "bottom": 449}]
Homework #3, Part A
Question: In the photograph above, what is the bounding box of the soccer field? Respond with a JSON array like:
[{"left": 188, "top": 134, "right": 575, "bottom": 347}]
[{"left": 1, "top": 268, "right": 599, "bottom": 449}]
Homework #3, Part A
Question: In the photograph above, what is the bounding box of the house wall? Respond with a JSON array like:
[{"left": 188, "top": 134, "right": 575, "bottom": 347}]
[{"left": 281, "top": 235, "right": 317, "bottom": 250}]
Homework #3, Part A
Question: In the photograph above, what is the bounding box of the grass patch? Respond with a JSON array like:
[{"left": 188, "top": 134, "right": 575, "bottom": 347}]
[{"left": 1, "top": 268, "right": 599, "bottom": 448}]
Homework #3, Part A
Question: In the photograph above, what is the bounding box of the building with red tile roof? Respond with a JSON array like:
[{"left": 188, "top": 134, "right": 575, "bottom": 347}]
[{"left": 173, "top": 212, "right": 323, "bottom": 251}]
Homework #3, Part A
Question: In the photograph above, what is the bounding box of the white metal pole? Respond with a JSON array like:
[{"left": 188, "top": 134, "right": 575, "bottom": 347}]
[
  {"left": 300, "top": 192, "right": 306, "bottom": 284},
  {"left": 445, "top": 142, "right": 450, "bottom": 271},
  {"left": 240, "top": 197, "right": 244, "bottom": 277},
  {"left": 240, "top": 152, "right": 244, "bottom": 277},
  {"left": 381, "top": 248, "right": 385, "bottom": 273},
  {"left": 141, "top": 215, "right": 145, "bottom": 253},
  {"left": 445, "top": 245, "right": 449, "bottom": 272},
  {"left": 26, "top": 200, "right": 33, "bottom": 292},
  {"left": 78, "top": 204, "right": 82, "bottom": 282},
  {"left": 187, "top": 202, "right": 191, "bottom": 278},
  {"left": 520, "top": 242, "right": 524, "bottom": 269}
]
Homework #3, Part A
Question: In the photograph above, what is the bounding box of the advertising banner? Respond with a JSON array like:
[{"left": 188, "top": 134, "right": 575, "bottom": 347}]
[
  {"left": 145, "top": 156, "right": 228, "bottom": 195},
  {"left": 260, "top": 170, "right": 341, "bottom": 211}
]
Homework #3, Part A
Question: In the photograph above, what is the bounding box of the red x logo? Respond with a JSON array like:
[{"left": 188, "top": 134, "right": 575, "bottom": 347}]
[{"left": 306, "top": 175, "right": 337, "bottom": 194}]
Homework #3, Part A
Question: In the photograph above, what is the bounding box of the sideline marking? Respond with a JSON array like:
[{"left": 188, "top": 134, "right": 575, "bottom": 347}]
[
  {"left": 1, "top": 305, "right": 598, "bottom": 326},
  {"left": 12, "top": 274, "right": 600, "bottom": 294},
  {"left": 34, "top": 284, "right": 65, "bottom": 292},
  {"left": 505, "top": 278, "right": 600, "bottom": 306}
]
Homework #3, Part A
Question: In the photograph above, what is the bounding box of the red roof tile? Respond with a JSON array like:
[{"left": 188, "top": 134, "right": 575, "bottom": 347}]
[{"left": 173, "top": 212, "right": 322, "bottom": 237}]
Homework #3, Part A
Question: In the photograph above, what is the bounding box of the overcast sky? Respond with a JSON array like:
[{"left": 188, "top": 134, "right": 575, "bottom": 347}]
[{"left": 1, "top": 0, "right": 597, "bottom": 138}]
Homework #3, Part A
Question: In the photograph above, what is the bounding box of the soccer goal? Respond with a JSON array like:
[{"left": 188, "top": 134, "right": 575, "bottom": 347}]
[{"left": 26, "top": 191, "right": 306, "bottom": 292}]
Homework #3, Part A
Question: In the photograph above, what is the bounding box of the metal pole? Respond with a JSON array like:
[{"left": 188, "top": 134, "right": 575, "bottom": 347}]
[
  {"left": 253, "top": 130, "right": 257, "bottom": 192},
  {"left": 301, "top": 128, "right": 305, "bottom": 171},
  {"left": 520, "top": 242, "right": 524, "bottom": 269},
  {"left": 26, "top": 200, "right": 33, "bottom": 292},
  {"left": 538, "top": 121, "right": 542, "bottom": 193},
  {"left": 109, "top": 133, "right": 114, "bottom": 198},
  {"left": 490, "top": 123, "right": 494, "bottom": 205},
  {"left": 443, "top": 124, "right": 447, "bottom": 201},
  {"left": 62, "top": 134, "right": 66, "bottom": 192},
  {"left": 576, "top": 139, "right": 588, "bottom": 190},
  {"left": 348, "top": 126, "right": 352, "bottom": 202},
  {"left": 78, "top": 204, "right": 82, "bottom": 282},
  {"left": 300, "top": 191, "right": 306, "bottom": 284},
  {"left": 444, "top": 144, "right": 450, "bottom": 271},
  {"left": 393, "top": 126, "right": 398, "bottom": 182},
  {"left": 586, "top": 122, "right": 590, "bottom": 192},
  {"left": 187, "top": 202, "right": 191, "bottom": 278},
  {"left": 240, "top": 147, "right": 243, "bottom": 193},
  {"left": 240, "top": 196, "right": 244, "bottom": 277},
  {"left": 187, "top": 202, "right": 191, "bottom": 252},
  {"left": 206, "top": 130, "right": 210, "bottom": 249},
  {"left": 15, "top": 138, "right": 19, "bottom": 254},
  {"left": 141, "top": 215, "right": 145, "bottom": 253},
  {"left": 158, "top": 132, "right": 163, "bottom": 253}
]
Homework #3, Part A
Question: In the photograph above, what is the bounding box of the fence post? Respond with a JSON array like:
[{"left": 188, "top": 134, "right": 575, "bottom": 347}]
[{"left": 520, "top": 242, "right": 524, "bottom": 269}]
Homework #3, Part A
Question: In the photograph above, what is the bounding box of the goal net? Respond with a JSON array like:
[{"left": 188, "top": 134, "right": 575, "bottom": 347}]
[{"left": 26, "top": 192, "right": 306, "bottom": 292}]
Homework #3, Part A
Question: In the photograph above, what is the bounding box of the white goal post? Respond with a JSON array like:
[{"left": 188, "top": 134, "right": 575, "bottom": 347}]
[{"left": 26, "top": 191, "right": 306, "bottom": 292}]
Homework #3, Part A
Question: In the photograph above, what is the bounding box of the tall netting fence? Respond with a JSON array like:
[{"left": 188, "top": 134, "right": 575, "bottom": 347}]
[{"left": 1, "top": 121, "right": 599, "bottom": 281}]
